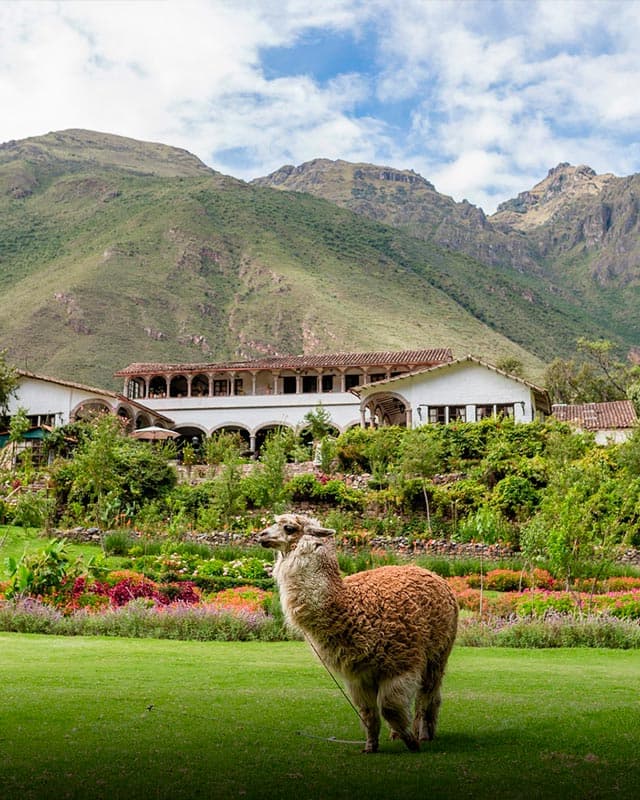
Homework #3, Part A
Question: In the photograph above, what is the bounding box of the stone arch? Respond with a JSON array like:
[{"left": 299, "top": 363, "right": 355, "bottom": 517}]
[
  {"left": 361, "top": 391, "right": 410, "bottom": 428},
  {"left": 149, "top": 376, "right": 167, "bottom": 398},
  {"left": 135, "top": 412, "right": 152, "bottom": 430},
  {"left": 116, "top": 405, "right": 134, "bottom": 432},
  {"left": 342, "top": 419, "right": 363, "bottom": 432},
  {"left": 71, "top": 399, "right": 113, "bottom": 422},
  {"left": 253, "top": 422, "right": 294, "bottom": 454},
  {"left": 170, "top": 375, "right": 188, "bottom": 398},
  {"left": 173, "top": 424, "right": 207, "bottom": 462},
  {"left": 191, "top": 373, "right": 209, "bottom": 397},
  {"left": 211, "top": 424, "right": 251, "bottom": 452}
]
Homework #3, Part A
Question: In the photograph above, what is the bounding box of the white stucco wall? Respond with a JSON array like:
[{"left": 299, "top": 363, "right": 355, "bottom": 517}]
[
  {"left": 360, "top": 360, "right": 540, "bottom": 427},
  {"left": 9, "top": 376, "right": 117, "bottom": 426},
  {"left": 594, "top": 428, "right": 632, "bottom": 445},
  {"left": 139, "top": 391, "right": 362, "bottom": 435}
]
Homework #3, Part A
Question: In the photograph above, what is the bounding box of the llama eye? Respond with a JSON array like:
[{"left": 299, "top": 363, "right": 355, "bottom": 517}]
[{"left": 283, "top": 524, "right": 297, "bottom": 534}]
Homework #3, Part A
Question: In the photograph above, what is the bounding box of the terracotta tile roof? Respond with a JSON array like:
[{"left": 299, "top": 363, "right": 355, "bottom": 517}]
[
  {"left": 552, "top": 400, "right": 638, "bottom": 430},
  {"left": 114, "top": 348, "right": 453, "bottom": 376},
  {"left": 18, "top": 369, "right": 117, "bottom": 397}
]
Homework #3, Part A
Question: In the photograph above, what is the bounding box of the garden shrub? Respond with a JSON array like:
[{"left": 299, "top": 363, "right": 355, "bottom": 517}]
[
  {"left": 103, "top": 530, "right": 134, "bottom": 556},
  {"left": 4, "top": 538, "right": 79, "bottom": 599},
  {"left": 322, "top": 508, "right": 358, "bottom": 536},
  {"left": 314, "top": 478, "right": 364, "bottom": 510},
  {"left": 433, "top": 477, "right": 488, "bottom": 519},
  {"left": 456, "top": 505, "right": 517, "bottom": 546},
  {"left": 285, "top": 473, "right": 319, "bottom": 501},
  {"left": 491, "top": 475, "right": 539, "bottom": 520},
  {"left": 11, "top": 490, "right": 54, "bottom": 530}
]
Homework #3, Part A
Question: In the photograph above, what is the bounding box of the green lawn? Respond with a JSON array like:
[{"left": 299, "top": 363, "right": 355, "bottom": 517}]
[{"left": 0, "top": 635, "right": 638, "bottom": 800}]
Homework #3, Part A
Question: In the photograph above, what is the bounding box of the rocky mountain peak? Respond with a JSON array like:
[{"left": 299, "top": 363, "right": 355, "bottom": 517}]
[
  {"left": 491, "top": 163, "right": 616, "bottom": 230},
  {"left": 252, "top": 158, "right": 436, "bottom": 193}
]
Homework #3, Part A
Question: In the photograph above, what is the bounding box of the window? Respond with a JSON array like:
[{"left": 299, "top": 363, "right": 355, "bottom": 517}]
[
  {"left": 369, "top": 373, "right": 385, "bottom": 383},
  {"left": 234, "top": 378, "right": 244, "bottom": 395},
  {"left": 345, "top": 373, "right": 361, "bottom": 390},
  {"left": 476, "top": 405, "right": 493, "bottom": 420},
  {"left": 283, "top": 376, "right": 297, "bottom": 394},
  {"left": 322, "top": 374, "right": 334, "bottom": 392},
  {"left": 428, "top": 406, "right": 466, "bottom": 424},
  {"left": 213, "top": 380, "right": 229, "bottom": 396},
  {"left": 302, "top": 375, "right": 318, "bottom": 393},
  {"left": 128, "top": 378, "right": 146, "bottom": 400},
  {"left": 495, "top": 404, "right": 515, "bottom": 418}
]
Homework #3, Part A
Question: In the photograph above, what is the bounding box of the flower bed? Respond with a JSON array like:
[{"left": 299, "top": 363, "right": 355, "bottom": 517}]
[
  {"left": 451, "top": 582, "right": 640, "bottom": 620},
  {"left": 2, "top": 539, "right": 639, "bottom": 646}
]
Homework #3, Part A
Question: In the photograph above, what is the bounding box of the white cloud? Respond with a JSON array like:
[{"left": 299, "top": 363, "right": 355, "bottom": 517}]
[{"left": 1, "top": 0, "right": 640, "bottom": 211}]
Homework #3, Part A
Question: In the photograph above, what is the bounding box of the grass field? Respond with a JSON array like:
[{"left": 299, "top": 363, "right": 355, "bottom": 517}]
[{"left": 0, "top": 634, "right": 638, "bottom": 800}]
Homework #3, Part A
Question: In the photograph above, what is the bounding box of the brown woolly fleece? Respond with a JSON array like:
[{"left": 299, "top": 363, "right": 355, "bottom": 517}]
[{"left": 260, "top": 514, "right": 459, "bottom": 753}]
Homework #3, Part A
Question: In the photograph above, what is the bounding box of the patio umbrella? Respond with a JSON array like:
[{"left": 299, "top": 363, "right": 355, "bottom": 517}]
[{"left": 130, "top": 426, "right": 179, "bottom": 441}]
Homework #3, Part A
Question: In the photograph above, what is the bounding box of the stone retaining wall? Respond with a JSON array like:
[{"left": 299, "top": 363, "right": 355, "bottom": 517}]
[{"left": 56, "top": 526, "right": 640, "bottom": 565}]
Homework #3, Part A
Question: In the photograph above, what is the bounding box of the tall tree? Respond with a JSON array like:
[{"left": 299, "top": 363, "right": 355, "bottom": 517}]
[
  {"left": 544, "top": 338, "right": 640, "bottom": 404},
  {"left": 0, "top": 350, "right": 18, "bottom": 416}
]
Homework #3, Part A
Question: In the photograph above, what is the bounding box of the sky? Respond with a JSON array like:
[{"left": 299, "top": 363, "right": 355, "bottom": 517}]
[{"left": 2, "top": 0, "right": 640, "bottom": 212}]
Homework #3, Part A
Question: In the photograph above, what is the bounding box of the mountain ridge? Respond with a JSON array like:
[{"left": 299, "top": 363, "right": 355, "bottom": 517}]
[{"left": 1, "top": 129, "right": 637, "bottom": 390}]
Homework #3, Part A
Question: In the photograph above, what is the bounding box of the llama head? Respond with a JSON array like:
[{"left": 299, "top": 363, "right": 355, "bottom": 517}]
[{"left": 259, "top": 513, "right": 335, "bottom": 554}]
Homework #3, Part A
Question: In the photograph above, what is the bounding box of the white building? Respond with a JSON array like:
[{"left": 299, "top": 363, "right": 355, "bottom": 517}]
[
  {"left": 115, "top": 349, "right": 453, "bottom": 450},
  {"left": 353, "top": 356, "right": 550, "bottom": 427},
  {"left": 6, "top": 370, "right": 173, "bottom": 430},
  {"left": 552, "top": 400, "right": 638, "bottom": 444},
  {"left": 4, "top": 352, "right": 551, "bottom": 458}
]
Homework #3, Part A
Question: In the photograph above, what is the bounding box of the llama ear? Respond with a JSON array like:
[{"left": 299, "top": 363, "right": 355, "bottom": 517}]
[{"left": 308, "top": 525, "right": 336, "bottom": 538}]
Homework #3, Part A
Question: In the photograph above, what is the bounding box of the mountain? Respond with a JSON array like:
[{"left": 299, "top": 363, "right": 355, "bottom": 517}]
[
  {"left": 252, "top": 159, "right": 537, "bottom": 270},
  {"left": 0, "top": 130, "right": 633, "bottom": 390},
  {"left": 255, "top": 159, "right": 640, "bottom": 353}
]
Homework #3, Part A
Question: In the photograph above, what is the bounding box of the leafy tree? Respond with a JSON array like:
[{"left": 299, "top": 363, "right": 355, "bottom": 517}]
[
  {"left": 303, "top": 403, "right": 334, "bottom": 444},
  {"left": 246, "top": 431, "right": 289, "bottom": 512},
  {"left": 545, "top": 338, "right": 640, "bottom": 404},
  {"left": 213, "top": 453, "right": 247, "bottom": 527},
  {"left": 399, "top": 428, "right": 444, "bottom": 531},
  {"left": 627, "top": 381, "right": 640, "bottom": 416},
  {"left": 204, "top": 430, "right": 245, "bottom": 468},
  {"left": 576, "top": 338, "right": 637, "bottom": 396},
  {"left": 521, "top": 451, "right": 624, "bottom": 587},
  {"left": 53, "top": 414, "right": 176, "bottom": 526},
  {"left": 8, "top": 406, "right": 30, "bottom": 468},
  {"left": 495, "top": 356, "right": 525, "bottom": 378},
  {"left": 0, "top": 349, "right": 18, "bottom": 417}
]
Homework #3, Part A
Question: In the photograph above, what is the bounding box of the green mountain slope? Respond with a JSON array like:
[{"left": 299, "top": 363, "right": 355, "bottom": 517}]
[
  {"left": 0, "top": 130, "right": 616, "bottom": 390},
  {"left": 256, "top": 159, "right": 640, "bottom": 357}
]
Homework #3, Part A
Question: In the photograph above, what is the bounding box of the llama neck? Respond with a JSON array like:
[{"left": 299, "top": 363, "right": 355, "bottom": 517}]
[{"left": 274, "top": 545, "right": 345, "bottom": 630}]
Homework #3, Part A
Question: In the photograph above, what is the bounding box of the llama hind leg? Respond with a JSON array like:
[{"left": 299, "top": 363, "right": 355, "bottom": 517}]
[
  {"left": 414, "top": 660, "right": 444, "bottom": 742},
  {"left": 378, "top": 675, "right": 420, "bottom": 752},
  {"left": 347, "top": 680, "right": 381, "bottom": 753}
]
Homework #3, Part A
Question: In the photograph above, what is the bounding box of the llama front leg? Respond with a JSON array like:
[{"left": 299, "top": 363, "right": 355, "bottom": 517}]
[{"left": 347, "top": 680, "right": 380, "bottom": 753}]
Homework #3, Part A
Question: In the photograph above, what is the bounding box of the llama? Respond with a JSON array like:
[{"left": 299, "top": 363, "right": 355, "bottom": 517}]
[{"left": 259, "top": 513, "right": 458, "bottom": 753}]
